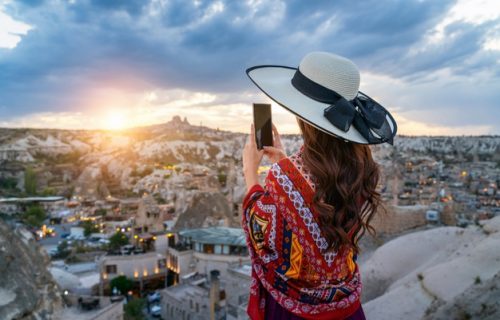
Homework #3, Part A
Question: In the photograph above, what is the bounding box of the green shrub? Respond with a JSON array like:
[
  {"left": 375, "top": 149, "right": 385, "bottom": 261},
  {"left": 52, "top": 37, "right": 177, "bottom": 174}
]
[
  {"left": 110, "top": 275, "right": 133, "bottom": 295},
  {"left": 24, "top": 166, "right": 37, "bottom": 195},
  {"left": 124, "top": 298, "right": 145, "bottom": 320},
  {"left": 22, "top": 204, "right": 46, "bottom": 228},
  {"left": 109, "top": 231, "right": 129, "bottom": 250},
  {"left": 80, "top": 220, "right": 100, "bottom": 237}
]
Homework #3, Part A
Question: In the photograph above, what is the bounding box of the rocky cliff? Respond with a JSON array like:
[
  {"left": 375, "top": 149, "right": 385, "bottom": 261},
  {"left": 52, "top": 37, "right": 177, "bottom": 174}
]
[
  {"left": 0, "top": 219, "right": 63, "bottom": 320},
  {"left": 361, "top": 216, "right": 500, "bottom": 320}
]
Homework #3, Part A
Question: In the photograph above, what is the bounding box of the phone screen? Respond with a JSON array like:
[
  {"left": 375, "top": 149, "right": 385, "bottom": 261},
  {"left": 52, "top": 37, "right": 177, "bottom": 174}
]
[{"left": 253, "top": 103, "right": 273, "bottom": 150}]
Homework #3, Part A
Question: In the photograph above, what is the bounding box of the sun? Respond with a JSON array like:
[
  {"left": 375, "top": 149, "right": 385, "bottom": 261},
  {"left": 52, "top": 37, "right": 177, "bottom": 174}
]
[{"left": 106, "top": 111, "right": 127, "bottom": 130}]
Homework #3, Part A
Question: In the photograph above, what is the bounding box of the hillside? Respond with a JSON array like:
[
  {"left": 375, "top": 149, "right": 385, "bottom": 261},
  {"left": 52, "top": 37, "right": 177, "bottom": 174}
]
[{"left": 1, "top": 117, "right": 498, "bottom": 195}]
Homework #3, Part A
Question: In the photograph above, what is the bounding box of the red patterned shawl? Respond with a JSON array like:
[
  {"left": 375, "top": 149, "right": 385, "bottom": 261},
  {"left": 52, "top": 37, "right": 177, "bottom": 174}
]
[{"left": 241, "top": 154, "right": 362, "bottom": 320}]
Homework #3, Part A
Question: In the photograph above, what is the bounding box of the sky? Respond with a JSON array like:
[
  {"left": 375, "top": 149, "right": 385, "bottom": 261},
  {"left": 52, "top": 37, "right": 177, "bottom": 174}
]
[{"left": 0, "top": 0, "right": 499, "bottom": 135}]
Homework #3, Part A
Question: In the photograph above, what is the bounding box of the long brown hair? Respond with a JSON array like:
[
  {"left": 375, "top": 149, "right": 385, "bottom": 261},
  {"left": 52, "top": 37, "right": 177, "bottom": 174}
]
[{"left": 297, "top": 118, "right": 381, "bottom": 255}]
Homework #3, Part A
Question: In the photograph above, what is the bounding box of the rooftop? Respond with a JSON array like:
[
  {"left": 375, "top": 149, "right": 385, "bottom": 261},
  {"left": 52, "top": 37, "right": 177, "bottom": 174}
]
[
  {"left": 56, "top": 297, "right": 123, "bottom": 320},
  {"left": 228, "top": 263, "right": 252, "bottom": 277},
  {"left": 178, "top": 227, "right": 246, "bottom": 246},
  {"left": 163, "top": 282, "right": 208, "bottom": 300},
  {"left": 0, "top": 196, "right": 65, "bottom": 203},
  {"left": 101, "top": 251, "right": 165, "bottom": 261}
]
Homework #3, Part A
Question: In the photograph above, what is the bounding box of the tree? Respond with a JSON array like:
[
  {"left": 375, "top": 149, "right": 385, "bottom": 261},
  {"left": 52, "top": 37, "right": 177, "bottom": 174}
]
[
  {"left": 95, "top": 208, "right": 107, "bottom": 216},
  {"left": 109, "top": 231, "right": 129, "bottom": 250},
  {"left": 24, "top": 166, "right": 37, "bottom": 195},
  {"left": 153, "top": 193, "right": 166, "bottom": 204},
  {"left": 55, "top": 240, "right": 71, "bottom": 259},
  {"left": 0, "top": 176, "right": 18, "bottom": 189},
  {"left": 41, "top": 187, "right": 56, "bottom": 196},
  {"left": 81, "top": 220, "right": 99, "bottom": 237},
  {"left": 110, "top": 275, "right": 133, "bottom": 295},
  {"left": 58, "top": 240, "right": 69, "bottom": 252},
  {"left": 22, "top": 204, "right": 46, "bottom": 228},
  {"left": 217, "top": 173, "right": 227, "bottom": 187},
  {"left": 124, "top": 298, "right": 145, "bottom": 320}
]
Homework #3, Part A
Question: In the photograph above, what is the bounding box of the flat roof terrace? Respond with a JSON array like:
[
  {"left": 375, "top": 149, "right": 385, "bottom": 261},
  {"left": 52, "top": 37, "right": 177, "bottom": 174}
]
[{"left": 178, "top": 227, "right": 246, "bottom": 246}]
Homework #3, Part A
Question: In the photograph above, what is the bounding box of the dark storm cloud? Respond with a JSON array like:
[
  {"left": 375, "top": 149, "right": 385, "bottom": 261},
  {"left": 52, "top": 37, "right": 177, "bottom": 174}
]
[{"left": 0, "top": 0, "right": 499, "bottom": 132}]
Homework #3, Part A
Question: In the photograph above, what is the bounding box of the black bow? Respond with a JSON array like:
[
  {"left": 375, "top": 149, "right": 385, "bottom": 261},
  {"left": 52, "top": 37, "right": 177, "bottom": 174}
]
[
  {"left": 324, "top": 95, "right": 394, "bottom": 145},
  {"left": 291, "top": 69, "right": 396, "bottom": 144}
]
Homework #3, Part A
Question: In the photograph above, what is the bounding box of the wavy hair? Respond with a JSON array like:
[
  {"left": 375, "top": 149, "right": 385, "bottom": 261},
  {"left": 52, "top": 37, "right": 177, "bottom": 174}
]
[{"left": 297, "top": 118, "right": 382, "bottom": 255}]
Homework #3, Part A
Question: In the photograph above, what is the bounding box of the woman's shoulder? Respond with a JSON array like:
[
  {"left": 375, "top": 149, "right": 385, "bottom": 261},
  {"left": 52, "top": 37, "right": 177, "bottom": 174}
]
[
  {"left": 263, "top": 149, "right": 316, "bottom": 199},
  {"left": 274, "top": 148, "right": 316, "bottom": 192}
]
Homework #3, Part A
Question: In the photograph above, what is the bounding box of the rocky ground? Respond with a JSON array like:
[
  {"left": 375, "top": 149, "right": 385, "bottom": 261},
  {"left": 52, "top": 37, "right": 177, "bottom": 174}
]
[{"left": 360, "top": 216, "right": 500, "bottom": 320}]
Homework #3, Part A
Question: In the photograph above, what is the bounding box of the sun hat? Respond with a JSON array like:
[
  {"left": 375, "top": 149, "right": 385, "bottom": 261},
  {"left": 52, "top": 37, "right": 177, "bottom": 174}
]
[{"left": 246, "top": 52, "right": 397, "bottom": 145}]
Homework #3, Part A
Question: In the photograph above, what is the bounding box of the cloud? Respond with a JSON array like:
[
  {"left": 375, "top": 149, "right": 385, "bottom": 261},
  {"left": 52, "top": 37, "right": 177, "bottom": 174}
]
[
  {"left": 0, "top": 10, "right": 32, "bottom": 49},
  {"left": 0, "top": 0, "right": 499, "bottom": 134}
]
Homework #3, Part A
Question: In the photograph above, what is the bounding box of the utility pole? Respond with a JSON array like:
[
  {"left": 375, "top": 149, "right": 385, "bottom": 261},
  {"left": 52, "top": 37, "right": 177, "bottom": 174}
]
[{"left": 99, "top": 255, "right": 104, "bottom": 304}]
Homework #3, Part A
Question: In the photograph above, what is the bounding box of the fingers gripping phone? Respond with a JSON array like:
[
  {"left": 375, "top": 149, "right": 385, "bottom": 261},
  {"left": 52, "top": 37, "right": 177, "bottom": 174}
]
[{"left": 253, "top": 103, "right": 273, "bottom": 150}]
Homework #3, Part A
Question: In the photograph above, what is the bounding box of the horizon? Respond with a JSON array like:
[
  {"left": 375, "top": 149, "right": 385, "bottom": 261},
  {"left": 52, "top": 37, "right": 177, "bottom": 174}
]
[
  {"left": 1, "top": 0, "right": 500, "bottom": 135},
  {"left": 1, "top": 114, "right": 500, "bottom": 138}
]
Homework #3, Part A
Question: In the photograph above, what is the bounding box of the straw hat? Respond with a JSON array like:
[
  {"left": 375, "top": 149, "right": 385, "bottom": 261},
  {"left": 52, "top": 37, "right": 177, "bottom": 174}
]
[{"left": 246, "top": 52, "right": 397, "bottom": 144}]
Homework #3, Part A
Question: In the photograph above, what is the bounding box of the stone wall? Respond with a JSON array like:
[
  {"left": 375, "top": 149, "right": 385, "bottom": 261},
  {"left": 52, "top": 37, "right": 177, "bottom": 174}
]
[
  {"left": 371, "top": 205, "right": 428, "bottom": 235},
  {"left": 371, "top": 203, "right": 457, "bottom": 236}
]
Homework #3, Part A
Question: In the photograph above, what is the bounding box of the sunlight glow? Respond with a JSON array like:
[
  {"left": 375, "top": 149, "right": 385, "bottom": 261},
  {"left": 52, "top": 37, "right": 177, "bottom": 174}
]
[{"left": 105, "top": 111, "right": 127, "bottom": 130}]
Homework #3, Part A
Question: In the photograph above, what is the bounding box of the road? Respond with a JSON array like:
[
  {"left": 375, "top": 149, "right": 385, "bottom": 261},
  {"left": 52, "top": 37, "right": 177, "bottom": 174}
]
[{"left": 38, "top": 222, "right": 75, "bottom": 251}]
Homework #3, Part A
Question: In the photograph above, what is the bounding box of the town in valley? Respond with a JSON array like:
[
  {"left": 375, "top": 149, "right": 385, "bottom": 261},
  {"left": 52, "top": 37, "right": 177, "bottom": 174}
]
[{"left": 1, "top": 117, "right": 499, "bottom": 320}]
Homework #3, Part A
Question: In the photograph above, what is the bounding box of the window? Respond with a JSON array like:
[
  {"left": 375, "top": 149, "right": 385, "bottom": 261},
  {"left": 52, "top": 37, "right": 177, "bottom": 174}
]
[
  {"left": 158, "top": 259, "right": 166, "bottom": 269},
  {"left": 168, "top": 235, "right": 175, "bottom": 247},
  {"left": 214, "top": 245, "right": 222, "bottom": 254},
  {"left": 105, "top": 265, "right": 117, "bottom": 274},
  {"left": 222, "top": 245, "right": 229, "bottom": 255},
  {"left": 229, "top": 246, "right": 240, "bottom": 255},
  {"left": 203, "top": 244, "right": 214, "bottom": 254},
  {"left": 220, "top": 289, "right": 226, "bottom": 300},
  {"left": 229, "top": 246, "right": 249, "bottom": 256}
]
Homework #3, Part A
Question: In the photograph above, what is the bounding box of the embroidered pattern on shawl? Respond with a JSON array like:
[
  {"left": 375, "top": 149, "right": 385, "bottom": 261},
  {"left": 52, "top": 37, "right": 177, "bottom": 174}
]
[{"left": 242, "top": 156, "right": 362, "bottom": 320}]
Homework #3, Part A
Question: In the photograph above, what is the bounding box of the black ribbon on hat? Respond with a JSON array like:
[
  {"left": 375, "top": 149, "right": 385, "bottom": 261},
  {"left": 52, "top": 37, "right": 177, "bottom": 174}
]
[{"left": 291, "top": 69, "right": 396, "bottom": 144}]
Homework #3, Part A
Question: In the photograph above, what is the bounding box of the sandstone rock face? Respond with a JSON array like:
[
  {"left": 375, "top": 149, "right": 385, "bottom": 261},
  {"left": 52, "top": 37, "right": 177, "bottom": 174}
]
[
  {"left": 174, "top": 192, "right": 235, "bottom": 230},
  {"left": 361, "top": 216, "right": 500, "bottom": 320},
  {"left": 0, "top": 220, "right": 63, "bottom": 320},
  {"left": 422, "top": 270, "right": 500, "bottom": 320}
]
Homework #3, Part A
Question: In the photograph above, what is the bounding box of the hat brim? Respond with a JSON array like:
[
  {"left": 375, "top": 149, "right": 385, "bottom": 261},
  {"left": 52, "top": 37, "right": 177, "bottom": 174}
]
[{"left": 246, "top": 65, "right": 397, "bottom": 144}]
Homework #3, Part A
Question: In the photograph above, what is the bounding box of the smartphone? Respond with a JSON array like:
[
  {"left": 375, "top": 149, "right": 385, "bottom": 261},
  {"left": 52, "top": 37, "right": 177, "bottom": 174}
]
[{"left": 253, "top": 103, "right": 273, "bottom": 150}]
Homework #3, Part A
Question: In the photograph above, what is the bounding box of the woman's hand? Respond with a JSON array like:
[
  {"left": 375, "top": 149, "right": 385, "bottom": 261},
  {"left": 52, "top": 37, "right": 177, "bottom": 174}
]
[
  {"left": 243, "top": 124, "right": 264, "bottom": 191},
  {"left": 263, "top": 124, "right": 287, "bottom": 163}
]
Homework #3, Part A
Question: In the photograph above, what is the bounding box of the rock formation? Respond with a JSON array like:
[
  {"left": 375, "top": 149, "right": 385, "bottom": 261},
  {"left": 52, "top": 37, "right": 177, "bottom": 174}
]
[
  {"left": 361, "top": 216, "right": 500, "bottom": 320},
  {"left": 0, "top": 220, "right": 63, "bottom": 320}
]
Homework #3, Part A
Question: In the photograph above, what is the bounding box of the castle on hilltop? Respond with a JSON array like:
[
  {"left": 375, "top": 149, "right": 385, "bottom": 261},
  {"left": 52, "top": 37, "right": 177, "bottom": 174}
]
[{"left": 168, "top": 115, "right": 190, "bottom": 126}]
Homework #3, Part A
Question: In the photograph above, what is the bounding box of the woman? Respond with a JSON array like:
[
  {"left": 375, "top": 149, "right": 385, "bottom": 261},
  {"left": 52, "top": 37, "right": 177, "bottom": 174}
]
[{"left": 241, "top": 52, "right": 397, "bottom": 320}]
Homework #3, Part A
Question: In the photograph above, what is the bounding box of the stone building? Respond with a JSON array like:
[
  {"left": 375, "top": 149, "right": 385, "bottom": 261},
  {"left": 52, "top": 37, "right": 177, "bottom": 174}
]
[
  {"left": 371, "top": 202, "right": 457, "bottom": 235},
  {"left": 161, "top": 270, "right": 225, "bottom": 320},
  {"left": 166, "top": 227, "right": 250, "bottom": 281},
  {"left": 132, "top": 195, "right": 166, "bottom": 235}
]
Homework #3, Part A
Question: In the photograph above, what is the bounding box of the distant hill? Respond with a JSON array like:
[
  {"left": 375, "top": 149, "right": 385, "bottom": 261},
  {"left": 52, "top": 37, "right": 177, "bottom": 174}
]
[{"left": 0, "top": 116, "right": 499, "bottom": 228}]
